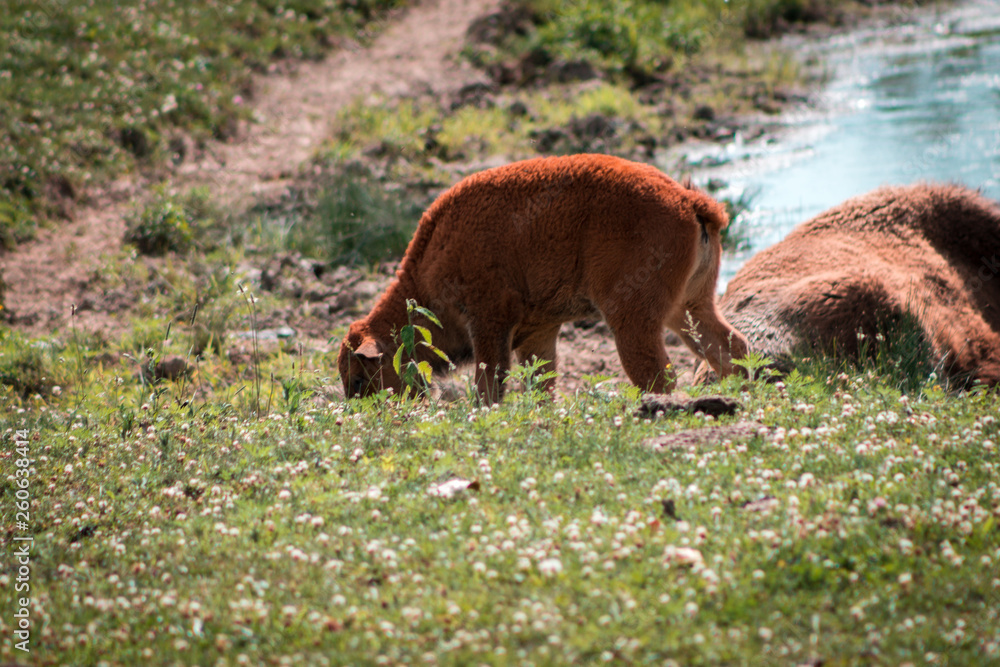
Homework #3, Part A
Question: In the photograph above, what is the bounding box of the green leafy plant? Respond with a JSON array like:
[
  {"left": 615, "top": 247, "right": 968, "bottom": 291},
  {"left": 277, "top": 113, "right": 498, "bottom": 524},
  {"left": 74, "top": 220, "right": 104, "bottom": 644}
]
[
  {"left": 732, "top": 350, "right": 775, "bottom": 383},
  {"left": 281, "top": 365, "right": 312, "bottom": 416},
  {"left": 392, "top": 300, "right": 452, "bottom": 399},
  {"left": 504, "top": 355, "right": 559, "bottom": 401}
]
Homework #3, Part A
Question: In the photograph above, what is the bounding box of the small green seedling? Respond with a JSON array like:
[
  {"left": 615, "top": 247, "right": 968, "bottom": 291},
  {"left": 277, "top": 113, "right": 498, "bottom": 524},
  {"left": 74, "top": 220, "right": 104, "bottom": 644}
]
[
  {"left": 392, "top": 300, "right": 452, "bottom": 399},
  {"left": 732, "top": 350, "right": 775, "bottom": 384}
]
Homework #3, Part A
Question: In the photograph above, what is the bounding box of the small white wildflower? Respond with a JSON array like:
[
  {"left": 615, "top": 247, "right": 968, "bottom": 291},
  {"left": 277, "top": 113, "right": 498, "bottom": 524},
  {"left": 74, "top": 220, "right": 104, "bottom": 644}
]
[{"left": 538, "top": 558, "right": 563, "bottom": 577}]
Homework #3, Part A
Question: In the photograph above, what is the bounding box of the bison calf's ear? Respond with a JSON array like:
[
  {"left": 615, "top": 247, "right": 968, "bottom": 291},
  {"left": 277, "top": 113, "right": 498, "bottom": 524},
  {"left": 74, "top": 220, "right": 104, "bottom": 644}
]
[{"left": 354, "top": 339, "right": 384, "bottom": 361}]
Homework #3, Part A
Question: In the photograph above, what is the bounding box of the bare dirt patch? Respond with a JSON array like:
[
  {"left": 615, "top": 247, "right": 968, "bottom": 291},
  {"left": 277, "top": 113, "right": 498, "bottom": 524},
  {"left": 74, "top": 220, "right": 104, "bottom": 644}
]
[{"left": 643, "top": 421, "right": 768, "bottom": 451}]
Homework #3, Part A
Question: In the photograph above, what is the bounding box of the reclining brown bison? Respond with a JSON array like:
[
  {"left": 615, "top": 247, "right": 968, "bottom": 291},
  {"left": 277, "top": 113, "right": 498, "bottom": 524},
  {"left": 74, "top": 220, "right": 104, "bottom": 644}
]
[
  {"left": 698, "top": 183, "right": 1000, "bottom": 387},
  {"left": 339, "top": 154, "right": 749, "bottom": 402}
]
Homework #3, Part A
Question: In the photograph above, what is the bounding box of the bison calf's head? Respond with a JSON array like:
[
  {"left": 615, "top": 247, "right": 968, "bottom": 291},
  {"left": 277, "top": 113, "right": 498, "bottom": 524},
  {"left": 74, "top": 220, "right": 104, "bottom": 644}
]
[{"left": 338, "top": 326, "right": 401, "bottom": 399}]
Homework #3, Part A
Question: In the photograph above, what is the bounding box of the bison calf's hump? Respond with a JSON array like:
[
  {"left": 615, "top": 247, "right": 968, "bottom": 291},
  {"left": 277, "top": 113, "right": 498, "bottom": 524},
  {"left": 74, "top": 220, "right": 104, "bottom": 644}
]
[
  {"left": 713, "top": 183, "right": 1000, "bottom": 387},
  {"left": 338, "top": 153, "right": 749, "bottom": 402}
]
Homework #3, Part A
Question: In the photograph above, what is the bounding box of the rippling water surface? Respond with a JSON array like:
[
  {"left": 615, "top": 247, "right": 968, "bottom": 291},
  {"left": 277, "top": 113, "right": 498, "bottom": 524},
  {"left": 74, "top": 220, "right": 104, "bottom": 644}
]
[{"left": 672, "top": 0, "right": 1000, "bottom": 288}]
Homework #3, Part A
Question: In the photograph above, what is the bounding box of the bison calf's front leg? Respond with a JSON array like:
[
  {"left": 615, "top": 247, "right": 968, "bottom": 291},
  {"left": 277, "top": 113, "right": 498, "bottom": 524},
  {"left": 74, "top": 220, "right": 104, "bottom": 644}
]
[
  {"left": 471, "top": 331, "right": 514, "bottom": 405},
  {"left": 611, "top": 324, "right": 677, "bottom": 394}
]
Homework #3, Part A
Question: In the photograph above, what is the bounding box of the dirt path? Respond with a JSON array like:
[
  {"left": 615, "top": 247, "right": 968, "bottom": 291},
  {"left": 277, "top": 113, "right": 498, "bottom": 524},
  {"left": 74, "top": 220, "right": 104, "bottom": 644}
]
[{"left": 1, "top": 0, "right": 499, "bottom": 336}]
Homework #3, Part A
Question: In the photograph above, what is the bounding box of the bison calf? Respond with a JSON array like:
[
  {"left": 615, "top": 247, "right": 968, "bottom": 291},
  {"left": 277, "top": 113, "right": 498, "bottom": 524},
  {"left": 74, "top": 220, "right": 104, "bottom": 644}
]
[{"left": 339, "top": 154, "right": 748, "bottom": 402}]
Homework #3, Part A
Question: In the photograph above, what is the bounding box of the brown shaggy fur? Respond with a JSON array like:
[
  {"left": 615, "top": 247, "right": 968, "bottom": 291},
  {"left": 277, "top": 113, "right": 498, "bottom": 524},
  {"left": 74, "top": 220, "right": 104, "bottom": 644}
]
[
  {"left": 338, "top": 154, "right": 749, "bottom": 401},
  {"left": 699, "top": 183, "right": 1000, "bottom": 386}
]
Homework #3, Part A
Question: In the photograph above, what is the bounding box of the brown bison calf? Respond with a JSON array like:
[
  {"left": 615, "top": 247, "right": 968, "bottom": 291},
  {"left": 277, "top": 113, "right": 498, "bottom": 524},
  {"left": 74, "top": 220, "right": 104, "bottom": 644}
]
[
  {"left": 339, "top": 154, "right": 748, "bottom": 402},
  {"left": 701, "top": 183, "right": 1000, "bottom": 387}
]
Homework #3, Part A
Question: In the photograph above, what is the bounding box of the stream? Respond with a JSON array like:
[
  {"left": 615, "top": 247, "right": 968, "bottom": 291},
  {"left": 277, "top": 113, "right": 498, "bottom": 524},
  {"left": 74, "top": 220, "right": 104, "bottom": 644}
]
[{"left": 669, "top": 0, "right": 1000, "bottom": 289}]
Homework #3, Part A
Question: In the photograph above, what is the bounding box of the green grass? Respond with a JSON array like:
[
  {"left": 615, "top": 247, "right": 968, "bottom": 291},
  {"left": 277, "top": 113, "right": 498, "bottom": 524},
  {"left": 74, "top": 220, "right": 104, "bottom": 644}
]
[
  {"left": 318, "top": 82, "right": 663, "bottom": 172},
  {"left": 123, "top": 186, "right": 232, "bottom": 257},
  {"left": 0, "top": 0, "right": 406, "bottom": 247},
  {"left": 525, "top": 0, "right": 704, "bottom": 73},
  {"left": 246, "top": 163, "right": 429, "bottom": 267},
  {"left": 304, "top": 169, "right": 425, "bottom": 267},
  {"left": 491, "top": 0, "right": 911, "bottom": 77},
  {"left": 2, "top": 326, "right": 999, "bottom": 665}
]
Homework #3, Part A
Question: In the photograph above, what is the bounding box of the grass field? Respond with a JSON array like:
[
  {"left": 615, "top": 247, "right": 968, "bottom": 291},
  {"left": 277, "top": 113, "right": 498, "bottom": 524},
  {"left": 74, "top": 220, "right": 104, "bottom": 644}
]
[{"left": 1, "top": 326, "right": 999, "bottom": 664}]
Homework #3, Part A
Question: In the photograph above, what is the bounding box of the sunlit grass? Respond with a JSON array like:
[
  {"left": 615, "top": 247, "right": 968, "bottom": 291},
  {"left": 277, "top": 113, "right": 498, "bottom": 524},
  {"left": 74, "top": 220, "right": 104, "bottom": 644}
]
[
  {"left": 438, "top": 106, "right": 513, "bottom": 157},
  {"left": 2, "top": 321, "right": 999, "bottom": 664},
  {"left": 326, "top": 98, "right": 439, "bottom": 160}
]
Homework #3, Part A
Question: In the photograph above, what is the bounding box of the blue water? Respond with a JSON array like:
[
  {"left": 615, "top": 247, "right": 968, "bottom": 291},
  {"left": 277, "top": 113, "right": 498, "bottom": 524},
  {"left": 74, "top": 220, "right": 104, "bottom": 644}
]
[{"left": 671, "top": 0, "right": 1000, "bottom": 288}]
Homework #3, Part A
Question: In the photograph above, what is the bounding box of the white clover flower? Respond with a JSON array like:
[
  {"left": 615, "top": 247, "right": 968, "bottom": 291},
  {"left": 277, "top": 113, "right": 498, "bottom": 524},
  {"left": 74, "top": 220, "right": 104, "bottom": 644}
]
[
  {"left": 538, "top": 558, "right": 562, "bottom": 577},
  {"left": 663, "top": 545, "right": 703, "bottom": 567}
]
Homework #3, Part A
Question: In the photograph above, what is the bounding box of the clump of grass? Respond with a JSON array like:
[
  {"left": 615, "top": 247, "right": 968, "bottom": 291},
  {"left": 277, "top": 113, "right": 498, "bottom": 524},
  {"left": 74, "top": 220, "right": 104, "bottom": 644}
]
[
  {"left": 119, "top": 316, "right": 176, "bottom": 358},
  {"left": 861, "top": 311, "right": 935, "bottom": 391},
  {"left": 528, "top": 0, "right": 701, "bottom": 74},
  {"left": 315, "top": 178, "right": 421, "bottom": 266},
  {"left": 790, "top": 310, "right": 936, "bottom": 393},
  {"left": 125, "top": 195, "right": 195, "bottom": 256},
  {"left": 275, "top": 164, "right": 426, "bottom": 266},
  {"left": 0, "top": 330, "right": 69, "bottom": 397},
  {"left": 438, "top": 105, "right": 512, "bottom": 157},
  {"left": 322, "top": 81, "right": 661, "bottom": 172},
  {"left": 527, "top": 82, "right": 656, "bottom": 128},
  {"left": 326, "top": 98, "right": 440, "bottom": 161},
  {"left": 124, "top": 186, "right": 225, "bottom": 256},
  {"left": 513, "top": 0, "right": 882, "bottom": 77},
  {"left": 0, "top": 198, "right": 34, "bottom": 250}
]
